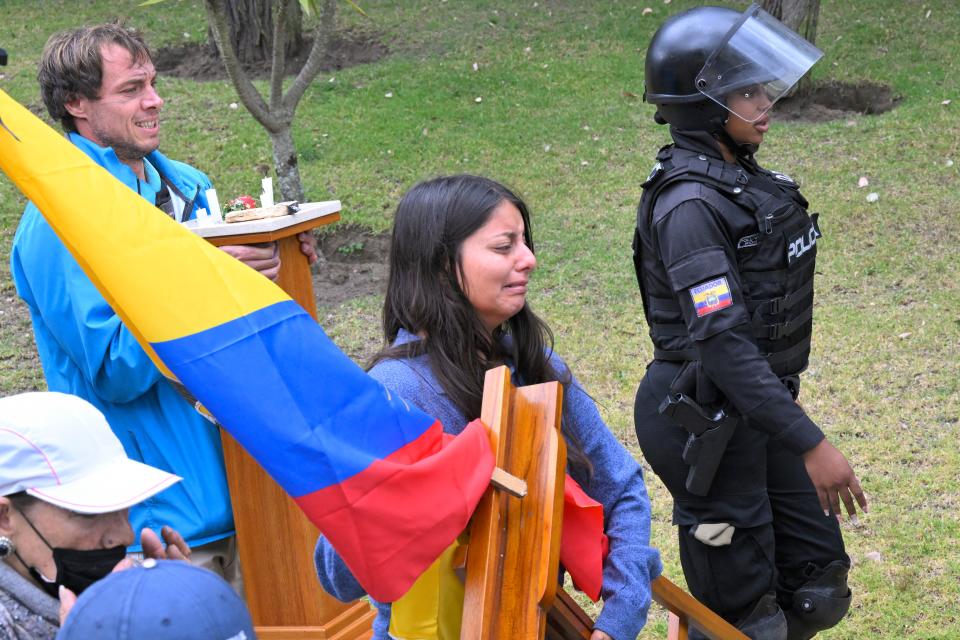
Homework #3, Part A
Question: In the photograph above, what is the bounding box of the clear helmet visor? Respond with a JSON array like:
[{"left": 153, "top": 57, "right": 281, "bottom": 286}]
[{"left": 694, "top": 3, "right": 823, "bottom": 123}]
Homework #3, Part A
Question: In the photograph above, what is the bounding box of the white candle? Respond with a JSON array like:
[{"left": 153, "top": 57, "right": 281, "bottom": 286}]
[
  {"left": 260, "top": 177, "right": 274, "bottom": 207},
  {"left": 205, "top": 188, "right": 224, "bottom": 223}
]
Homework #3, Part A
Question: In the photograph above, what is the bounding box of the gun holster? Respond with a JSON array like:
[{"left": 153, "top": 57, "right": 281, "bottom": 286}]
[{"left": 658, "top": 363, "right": 738, "bottom": 496}]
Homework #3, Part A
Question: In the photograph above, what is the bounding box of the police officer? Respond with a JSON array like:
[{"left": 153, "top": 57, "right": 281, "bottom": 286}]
[{"left": 632, "top": 5, "right": 868, "bottom": 639}]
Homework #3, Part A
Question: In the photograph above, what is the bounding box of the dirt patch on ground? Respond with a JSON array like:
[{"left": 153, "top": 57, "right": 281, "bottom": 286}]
[
  {"left": 312, "top": 225, "right": 390, "bottom": 309},
  {"left": 153, "top": 28, "right": 389, "bottom": 81},
  {"left": 774, "top": 81, "right": 900, "bottom": 122}
]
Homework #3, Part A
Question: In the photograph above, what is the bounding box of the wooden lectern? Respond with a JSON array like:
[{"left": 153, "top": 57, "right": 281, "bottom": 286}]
[{"left": 191, "top": 202, "right": 375, "bottom": 639}]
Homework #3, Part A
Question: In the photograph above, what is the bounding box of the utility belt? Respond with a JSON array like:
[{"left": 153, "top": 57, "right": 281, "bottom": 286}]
[{"left": 658, "top": 361, "right": 800, "bottom": 496}]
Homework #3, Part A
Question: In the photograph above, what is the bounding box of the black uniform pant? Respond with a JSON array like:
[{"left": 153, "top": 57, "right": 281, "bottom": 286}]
[{"left": 634, "top": 361, "right": 848, "bottom": 625}]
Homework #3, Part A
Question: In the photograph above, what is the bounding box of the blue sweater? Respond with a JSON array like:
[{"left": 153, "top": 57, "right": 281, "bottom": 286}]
[
  {"left": 10, "top": 134, "right": 233, "bottom": 550},
  {"left": 316, "top": 330, "right": 662, "bottom": 640}
]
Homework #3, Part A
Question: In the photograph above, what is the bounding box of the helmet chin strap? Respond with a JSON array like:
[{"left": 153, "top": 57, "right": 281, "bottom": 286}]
[{"left": 712, "top": 119, "right": 758, "bottom": 160}]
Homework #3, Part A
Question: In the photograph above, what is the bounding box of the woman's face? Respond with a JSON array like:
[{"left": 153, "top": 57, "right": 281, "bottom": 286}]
[
  {"left": 723, "top": 85, "right": 773, "bottom": 146},
  {"left": 457, "top": 200, "right": 537, "bottom": 334},
  {"left": 3, "top": 500, "right": 133, "bottom": 581}
]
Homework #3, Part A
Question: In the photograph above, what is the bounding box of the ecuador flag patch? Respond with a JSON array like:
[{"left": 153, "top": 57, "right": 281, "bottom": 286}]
[{"left": 690, "top": 276, "right": 733, "bottom": 317}]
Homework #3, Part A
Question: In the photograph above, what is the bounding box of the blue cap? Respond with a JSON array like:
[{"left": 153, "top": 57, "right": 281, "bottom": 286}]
[{"left": 57, "top": 559, "right": 256, "bottom": 640}]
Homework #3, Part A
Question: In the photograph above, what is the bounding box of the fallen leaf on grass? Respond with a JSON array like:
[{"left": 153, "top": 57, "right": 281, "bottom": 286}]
[
  {"left": 898, "top": 332, "right": 912, "bottom": 339},
  {"left": 642, "top": 7, "right": 653, "bottom": 16},
  {"left": 858, "top": 176, "right": 869, "bottom": 188}
]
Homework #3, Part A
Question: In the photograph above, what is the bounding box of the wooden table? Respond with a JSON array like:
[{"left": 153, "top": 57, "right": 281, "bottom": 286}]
[{"left": 193, "top": 202, "right": 375, "bottom": 638}]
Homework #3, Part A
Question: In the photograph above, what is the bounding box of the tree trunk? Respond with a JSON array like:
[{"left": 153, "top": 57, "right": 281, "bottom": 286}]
[
  {"left": 761, "top": 0, "right": 820, "bottom": 43},
  {"left": 761, "top": 0, "right": 820, "bottom": 95},
  {"left": 269, "top": 126, "right": 304, "bottom": 202},
  {"left": 213, "top": 0, "right": 304, "bottom": 64},
  {"left": 205, "top": 0, "right": 335, "bottom": 202}
]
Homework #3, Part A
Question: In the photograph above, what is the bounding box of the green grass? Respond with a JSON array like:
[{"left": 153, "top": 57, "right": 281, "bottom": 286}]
[{"left": 2, "top": 1, "right": 958, "bottom": 637}]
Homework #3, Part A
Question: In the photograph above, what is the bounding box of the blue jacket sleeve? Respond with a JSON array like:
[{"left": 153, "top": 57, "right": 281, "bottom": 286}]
[
  {"left": 559, "top": 360, "right": 663, "bottom": 640},
  {"left": 11, "top": 204, "right": 162, "bottom": 402}
]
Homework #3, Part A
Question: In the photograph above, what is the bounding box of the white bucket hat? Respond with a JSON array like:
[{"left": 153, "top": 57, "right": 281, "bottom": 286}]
[{"left": 0, "top": 392, "right": 181, "bottom": 514}]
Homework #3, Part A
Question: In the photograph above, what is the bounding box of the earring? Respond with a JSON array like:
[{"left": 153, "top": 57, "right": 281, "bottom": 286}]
[{"left": 0, "top": 536, "right": 15, "bottom": 559}]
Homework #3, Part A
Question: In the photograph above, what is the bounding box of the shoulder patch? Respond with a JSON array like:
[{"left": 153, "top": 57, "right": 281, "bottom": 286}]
[{"left": 690, "top": 277, "right": 733, "bottom": 317}]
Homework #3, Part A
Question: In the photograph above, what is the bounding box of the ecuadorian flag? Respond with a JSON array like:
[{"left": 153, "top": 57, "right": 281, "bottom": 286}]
[{"left": 0, "top": 91, "right": 494, "bottom": 602}]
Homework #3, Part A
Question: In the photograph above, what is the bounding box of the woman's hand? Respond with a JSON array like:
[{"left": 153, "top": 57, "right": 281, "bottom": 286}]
[
  {"left": 590, "top": 630, "right": 613, "bottom": 640},
  {"left": 58, "top": 585, "right": 78, "bottom": 624},
  {"left": 802, "top": 439, "right": 869, "bottom": 521},
  {"left": 140, "top": 525, "right": 191, "bottom": 561}
]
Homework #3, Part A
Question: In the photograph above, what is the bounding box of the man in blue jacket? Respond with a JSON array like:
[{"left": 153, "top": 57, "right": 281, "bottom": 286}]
[{"left": 10, "top": 22, "right": 317, "bottom": 588}]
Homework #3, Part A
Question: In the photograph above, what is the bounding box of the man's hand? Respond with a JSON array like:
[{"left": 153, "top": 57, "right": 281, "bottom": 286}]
[
  {"left": 297, "top": 230, "right": 319, "bottom": 266},
  {"left": 140, "top": 525, "right": 191, "bottom": 561},
  {"left": 219, "top": 242, "right": 281, "bottom": 281},
  {"left": 590, "top": 630, "right": 613, "bottom": 640},
  {"left": 802, "top": 439, "right": 869, "bottom": 521}
]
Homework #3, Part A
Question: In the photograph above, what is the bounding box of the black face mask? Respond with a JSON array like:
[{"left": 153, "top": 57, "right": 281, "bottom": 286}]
[{"left": 17, "top": 511, "right": 127, "bottom": 598}]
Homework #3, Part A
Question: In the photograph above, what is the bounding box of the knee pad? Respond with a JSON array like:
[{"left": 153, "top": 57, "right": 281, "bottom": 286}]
[{"left": 785, "top": 561, "right": 852, "bottom": 640}]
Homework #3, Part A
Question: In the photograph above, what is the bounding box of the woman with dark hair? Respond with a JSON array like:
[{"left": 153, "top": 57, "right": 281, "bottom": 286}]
[{"left": 316, "top": 175, "right": 661, "bottom": 640}]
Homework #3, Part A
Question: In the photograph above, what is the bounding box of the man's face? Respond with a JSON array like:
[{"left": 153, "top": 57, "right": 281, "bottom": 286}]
[{"left": 66, "top": 43, "right": 163, "bottom": 162}]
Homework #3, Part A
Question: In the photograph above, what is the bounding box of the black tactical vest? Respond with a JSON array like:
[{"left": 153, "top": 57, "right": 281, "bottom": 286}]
[{"left": 633, "top": 145, "right": 821, "bottom": 378}]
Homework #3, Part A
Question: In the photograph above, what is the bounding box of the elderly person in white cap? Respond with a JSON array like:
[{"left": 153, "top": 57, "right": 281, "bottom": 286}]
[{"left": 0, "top": 391, "right": 189, "bottom": 640}]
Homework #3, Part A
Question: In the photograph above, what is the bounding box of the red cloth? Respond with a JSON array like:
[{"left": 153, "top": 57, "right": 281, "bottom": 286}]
[{"left": 560, "top": 475, "right": 609, "bottom": 601}]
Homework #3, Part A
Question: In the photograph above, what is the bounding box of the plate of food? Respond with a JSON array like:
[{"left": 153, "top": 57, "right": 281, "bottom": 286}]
[{"left": 223, "top": 196, "right": 300, "bottom": 223}]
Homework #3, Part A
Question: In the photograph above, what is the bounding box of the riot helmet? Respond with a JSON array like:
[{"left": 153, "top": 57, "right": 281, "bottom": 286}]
[{"left": 644, "top": 3, "right": 822, "bottom": 133}]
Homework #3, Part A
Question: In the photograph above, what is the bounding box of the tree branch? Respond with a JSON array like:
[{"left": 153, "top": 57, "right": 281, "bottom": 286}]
[
  {"left": 204, "top": 0, "right": 281, "bottom": 132},
  {"left": 282, "top": 0, "right": 335, "bottom": 111},
  {"left": 269, "top": 0, "right": 288, "bottom": 112}
]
